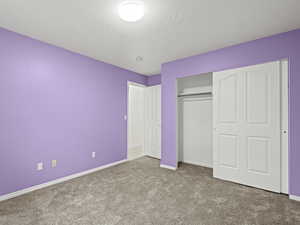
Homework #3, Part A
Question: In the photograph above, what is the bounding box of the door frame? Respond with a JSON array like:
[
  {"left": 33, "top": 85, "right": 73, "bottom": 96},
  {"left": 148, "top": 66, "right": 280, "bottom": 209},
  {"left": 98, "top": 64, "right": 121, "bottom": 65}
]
[
  {"left": 281, "top": 59, "right": 289, "bottom": 194},
  {"left": 127, "top": 81, "right": 146, "bottom": 160}
]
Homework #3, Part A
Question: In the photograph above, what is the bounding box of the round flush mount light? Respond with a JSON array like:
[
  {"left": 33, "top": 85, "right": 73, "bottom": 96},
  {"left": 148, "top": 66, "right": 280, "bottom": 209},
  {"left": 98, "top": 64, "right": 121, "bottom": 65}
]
[{"left": 118, "top": 1, "right": 144, "bottom": 22}]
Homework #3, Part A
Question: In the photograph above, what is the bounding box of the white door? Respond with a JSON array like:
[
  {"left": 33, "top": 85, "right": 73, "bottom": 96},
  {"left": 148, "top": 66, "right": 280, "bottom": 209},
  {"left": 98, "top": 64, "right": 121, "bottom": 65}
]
[
  {"left": 145, "top": 85, "right": 161, "bottom": 159},
  {"left": 213, "top": 61, "right": 281, "bottom": 192},
  {"left": 128, "top": 83, "right": 145, "bottom": 160}
]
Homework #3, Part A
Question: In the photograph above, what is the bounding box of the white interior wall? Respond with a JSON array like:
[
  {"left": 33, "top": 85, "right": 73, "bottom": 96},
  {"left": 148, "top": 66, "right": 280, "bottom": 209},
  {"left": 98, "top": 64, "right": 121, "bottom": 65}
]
[
  {"left": 178, "top": 73, "right": 213, "bottom": 167},
  {"left": 128, "top": 83, "right": 145, "bottom": 160}
]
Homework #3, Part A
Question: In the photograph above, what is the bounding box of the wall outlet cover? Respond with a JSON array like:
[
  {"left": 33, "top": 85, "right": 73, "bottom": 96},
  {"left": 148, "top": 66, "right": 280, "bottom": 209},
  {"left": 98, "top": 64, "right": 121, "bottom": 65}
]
[
  {"left": 92, "top": 152, "right": 96, "bottom": 158},
  {"left": 37, "top": 162, "right": 43, "bottom": 171}
]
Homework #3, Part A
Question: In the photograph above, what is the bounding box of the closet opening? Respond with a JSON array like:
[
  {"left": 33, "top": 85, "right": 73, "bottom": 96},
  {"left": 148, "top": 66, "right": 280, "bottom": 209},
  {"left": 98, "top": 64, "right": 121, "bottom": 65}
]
[{"left": 177, "top": 72, "right": 213, "bottom": 168}]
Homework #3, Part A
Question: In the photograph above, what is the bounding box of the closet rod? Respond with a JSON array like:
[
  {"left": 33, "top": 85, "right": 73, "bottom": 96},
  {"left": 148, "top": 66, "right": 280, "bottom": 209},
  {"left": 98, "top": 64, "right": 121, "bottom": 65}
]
[{"left": 177, "top": 92, "right": 212, "bottom": 97}]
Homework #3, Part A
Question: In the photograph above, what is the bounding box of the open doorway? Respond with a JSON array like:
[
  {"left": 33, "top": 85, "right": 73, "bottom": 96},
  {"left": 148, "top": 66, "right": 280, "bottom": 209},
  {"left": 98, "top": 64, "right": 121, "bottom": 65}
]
[{"left": 127, "top": 82, "right": 145, "bottom": 160}]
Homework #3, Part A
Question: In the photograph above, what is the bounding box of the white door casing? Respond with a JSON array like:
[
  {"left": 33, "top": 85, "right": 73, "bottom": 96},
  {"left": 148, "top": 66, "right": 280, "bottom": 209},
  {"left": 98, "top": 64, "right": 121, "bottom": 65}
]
[
  {"left": 281, "top": 59, "right": 289, "bottom": 194},
  {"left": 213, "top": 61, "right": 281, "bottom": 193},
  {"left": 144, "top": 85, "right": 161, "bottom": 159}
]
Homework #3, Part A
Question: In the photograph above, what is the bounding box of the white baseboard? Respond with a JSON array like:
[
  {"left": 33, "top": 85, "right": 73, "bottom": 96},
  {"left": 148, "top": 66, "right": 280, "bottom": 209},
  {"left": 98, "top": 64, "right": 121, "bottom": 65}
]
[
  {"left": 0, "top": 159, "right": 127, "bottom": 202},
  {"left": 160, "top": 164, "right": 177, "bottom": 170},
  {"left": 181, "top": 160, "right": 213, "bottom": 169},
  {"left": 289, "top": 195, "right": 300, "bottom": 202}
]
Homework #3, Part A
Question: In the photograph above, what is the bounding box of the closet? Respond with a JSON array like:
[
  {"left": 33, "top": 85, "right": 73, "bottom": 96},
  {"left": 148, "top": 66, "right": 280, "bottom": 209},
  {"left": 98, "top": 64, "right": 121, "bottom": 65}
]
[
  {"left": 176, "top": 60, "right": 288, "bottom": 194},
  {"left": 178, "top": 73, "right": 213, "bottom": 168}
]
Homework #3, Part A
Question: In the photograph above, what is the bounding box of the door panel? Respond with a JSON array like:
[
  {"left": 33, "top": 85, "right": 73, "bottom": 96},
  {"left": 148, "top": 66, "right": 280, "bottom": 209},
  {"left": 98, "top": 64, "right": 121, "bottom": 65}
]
[
  {"left": 127, "top": 84, "right": 145, "bottom": 160},
  {"left": 219, "top": 134, "right": 238, "bottom": 168},
  {"left": 247, "top": 137, "right": 270, "bottom": 174},
  {"left": 145, "top": 85, "right": 161, "bottom": 159},
  {"left": 213, "top": 72, "right": 242, "bottom": 183},
  {"left": 246, "top": 71, "right": 269, "bottom": 124},
  {"left": 213, "top": 61, "right": 281, "bottom": 192},
  {"left": 218, "top": 74, "right": 238, "bottom": 122},
  {"left": 243, "top": 62, "right": 281, "bottom": 192}
]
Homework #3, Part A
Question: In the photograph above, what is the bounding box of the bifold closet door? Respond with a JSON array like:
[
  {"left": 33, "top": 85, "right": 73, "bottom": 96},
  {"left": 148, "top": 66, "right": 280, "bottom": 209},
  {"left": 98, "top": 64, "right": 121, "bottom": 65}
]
[
  {"left": 213, "top": 61, "right": 281, "bottom": 192},
  {"left": 145, "top": 85, "right": 161, "bottom": 159}
]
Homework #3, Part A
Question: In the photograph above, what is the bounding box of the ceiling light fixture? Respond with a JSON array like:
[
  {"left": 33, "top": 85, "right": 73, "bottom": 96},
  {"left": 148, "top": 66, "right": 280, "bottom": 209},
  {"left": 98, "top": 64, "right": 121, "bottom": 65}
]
[{"left": 118, "top": 1, "right": 144, "bottom": 22}]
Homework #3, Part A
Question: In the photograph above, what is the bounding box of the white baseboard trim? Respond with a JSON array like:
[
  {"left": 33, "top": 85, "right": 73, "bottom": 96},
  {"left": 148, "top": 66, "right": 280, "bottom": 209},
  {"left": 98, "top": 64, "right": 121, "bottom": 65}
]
[
  {"left": 0, "top": 159, "right": 127, "bottom": 202},
  {"left": 160, "top": 164, "right": 177, "bottom": 170},
  {"left": 181, "top": 160, "right": 213, "bottom": 169},
  {"left": 289, "top": 195, "right": 300, "bottom": 202}
]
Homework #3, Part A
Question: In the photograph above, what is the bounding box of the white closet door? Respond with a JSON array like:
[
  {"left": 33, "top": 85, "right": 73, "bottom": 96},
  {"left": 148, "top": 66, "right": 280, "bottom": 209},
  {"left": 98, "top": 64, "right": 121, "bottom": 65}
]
[
  {"left": 213, "top": 61, "right": 281, "bottom": 192},
  {"left": 145, "top": 85, "right": 161, "bottom": 159},
  {"left": 213, "top": 70, "right": 242, "bottom": 183}
]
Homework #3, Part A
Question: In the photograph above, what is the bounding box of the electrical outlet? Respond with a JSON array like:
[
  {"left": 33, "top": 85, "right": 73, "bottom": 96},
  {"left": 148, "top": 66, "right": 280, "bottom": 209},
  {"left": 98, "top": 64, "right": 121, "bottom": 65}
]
[
  {"left": 52, "top": 160, "right": 57, "bottom": 168},
  {"left": 37, "top": 162, "right": 43, "bottom": 171},
  {"left": 92, "top": 152, "right": 96, "bottom": 158}
]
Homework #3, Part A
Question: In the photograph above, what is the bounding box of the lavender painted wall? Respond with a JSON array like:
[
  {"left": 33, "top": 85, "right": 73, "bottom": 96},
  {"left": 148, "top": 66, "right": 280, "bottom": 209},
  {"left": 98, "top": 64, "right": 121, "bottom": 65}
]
[
  {"left": 147, "top": 74, "right": 161, "bottom": 86},
  {"left": 161, "top": 29, "right": 300, "bottom": 196},
  {"left": 0, "top": 28, "right": 147, "bottom": 196}
]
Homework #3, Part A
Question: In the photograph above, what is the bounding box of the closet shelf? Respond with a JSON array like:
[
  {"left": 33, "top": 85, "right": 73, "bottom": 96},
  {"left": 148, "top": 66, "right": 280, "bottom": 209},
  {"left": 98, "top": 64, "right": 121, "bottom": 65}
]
[{"left": 177, "top": 91, "right": 212, "bottom": 97}]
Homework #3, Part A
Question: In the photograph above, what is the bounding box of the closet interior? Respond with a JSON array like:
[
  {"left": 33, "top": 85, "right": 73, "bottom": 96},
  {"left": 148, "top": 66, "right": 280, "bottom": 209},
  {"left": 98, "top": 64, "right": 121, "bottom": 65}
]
[{"left": 177, "top": 72, "right": 213, "bottom": 168}]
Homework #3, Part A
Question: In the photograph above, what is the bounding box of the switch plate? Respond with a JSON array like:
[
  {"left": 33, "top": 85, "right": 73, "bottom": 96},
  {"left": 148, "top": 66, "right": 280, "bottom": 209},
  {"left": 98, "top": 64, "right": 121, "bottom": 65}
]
[
  {"left": 52, "top": 160, "right": 57, "bottom": 168},
  {"left": 92, "top": 152, "right": 96, "bottom": 158},
  {"left": 37, "top": 162, "right": 43, "bottom": 171}
]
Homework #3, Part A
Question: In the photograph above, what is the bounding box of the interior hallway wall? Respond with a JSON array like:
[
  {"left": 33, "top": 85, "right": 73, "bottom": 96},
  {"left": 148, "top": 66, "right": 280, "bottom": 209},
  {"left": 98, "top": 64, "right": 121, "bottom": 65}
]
[{"left": 0, "top": 27, "right": 147, "bottom": 196}]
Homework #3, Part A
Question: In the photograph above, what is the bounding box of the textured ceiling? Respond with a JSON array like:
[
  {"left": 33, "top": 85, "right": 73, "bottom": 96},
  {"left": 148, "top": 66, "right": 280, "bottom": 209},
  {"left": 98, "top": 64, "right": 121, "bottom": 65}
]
[{"left": 0, "top": 0, "right": 300, "bottom": 75}]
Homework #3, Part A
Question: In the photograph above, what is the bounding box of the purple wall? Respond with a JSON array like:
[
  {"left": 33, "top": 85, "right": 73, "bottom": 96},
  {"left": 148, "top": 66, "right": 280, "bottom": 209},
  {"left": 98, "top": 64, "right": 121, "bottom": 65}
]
[
  {"left": 161, "top": 29, "right": 300, "bottom": 196},
  {"left": 0, "top": 28, "right": 147, "bottom": 196},
  {"left": 147, "top": 74, "right": 161, "bottom": 86}
]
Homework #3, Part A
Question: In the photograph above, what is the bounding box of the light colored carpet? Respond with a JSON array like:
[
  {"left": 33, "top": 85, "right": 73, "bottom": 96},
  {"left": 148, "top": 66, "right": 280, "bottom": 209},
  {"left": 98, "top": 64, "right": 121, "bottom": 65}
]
[{"left": 0, "top": 157, "right": 300, "bottom": 225}]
